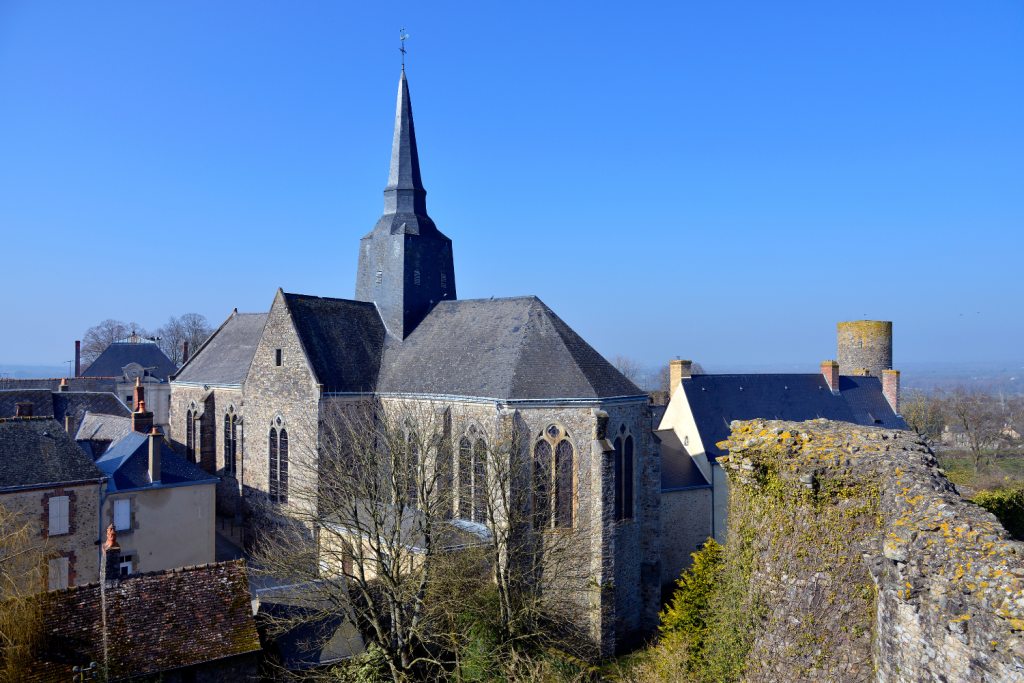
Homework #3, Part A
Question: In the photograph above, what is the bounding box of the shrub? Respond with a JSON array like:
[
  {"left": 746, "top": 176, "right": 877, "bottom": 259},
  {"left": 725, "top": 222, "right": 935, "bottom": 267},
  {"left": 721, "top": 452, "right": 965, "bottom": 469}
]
[
  {"left": 659, "top": 539, "right": 723, "bottom": 640},
  {"left": 973, "top": 487, "right": 1024, "bottom": 540}
]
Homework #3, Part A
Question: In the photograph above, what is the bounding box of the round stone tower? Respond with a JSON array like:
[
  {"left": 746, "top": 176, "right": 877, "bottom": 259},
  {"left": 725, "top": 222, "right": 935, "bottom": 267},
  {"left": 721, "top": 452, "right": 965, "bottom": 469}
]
[{"left": 837, "top": 321, "right": 892, "bottom": 377}]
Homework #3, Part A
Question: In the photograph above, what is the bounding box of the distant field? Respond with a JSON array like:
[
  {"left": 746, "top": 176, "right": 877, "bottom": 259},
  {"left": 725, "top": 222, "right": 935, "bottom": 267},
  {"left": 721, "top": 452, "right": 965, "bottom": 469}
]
[{"left": 939, "top": 451, "right": 1024, "bottom": 495}]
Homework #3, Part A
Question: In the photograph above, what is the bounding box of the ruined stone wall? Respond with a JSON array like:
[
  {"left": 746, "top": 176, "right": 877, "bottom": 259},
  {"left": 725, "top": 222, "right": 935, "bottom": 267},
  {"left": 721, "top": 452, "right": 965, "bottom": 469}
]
[{"left": 718, "top": 419, "right": 1024, "bottom": 683}]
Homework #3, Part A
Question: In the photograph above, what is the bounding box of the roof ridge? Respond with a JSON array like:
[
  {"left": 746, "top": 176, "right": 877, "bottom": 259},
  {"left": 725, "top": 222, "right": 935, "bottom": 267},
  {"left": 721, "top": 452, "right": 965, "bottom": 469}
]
[
  {"left": 283, "top": 292, "right": 378, "bottom": 306},
  {"left": 0, "top": 415, "right": 57, "bottom": 422}
]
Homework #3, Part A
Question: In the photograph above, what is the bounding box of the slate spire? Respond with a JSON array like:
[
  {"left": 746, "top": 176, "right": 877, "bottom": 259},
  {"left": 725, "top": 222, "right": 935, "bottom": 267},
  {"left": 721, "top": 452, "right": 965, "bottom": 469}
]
[
  {"left": 384, "top": 67, "right": 427, "bottom": 217},
  {"left": 355, "top": 69, "right": 456, "bottom": 339}
]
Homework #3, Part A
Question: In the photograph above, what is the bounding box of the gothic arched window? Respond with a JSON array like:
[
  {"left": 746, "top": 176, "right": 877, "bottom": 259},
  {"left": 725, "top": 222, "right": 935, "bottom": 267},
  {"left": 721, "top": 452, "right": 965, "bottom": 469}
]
[
  {"left": 533, "top": 424, "right": 574, "bottom": 530},
  {"left": 613, "top": 425, "right": 634, "bottom": 522},
  {"left": 186, "top": 409, "right": 195, "bottom": 462},
  {"left": 268, "top": 422, "right": 288, "bottom": 504},
  {"left": 473, "top": 439, "right": 487, "bottom": 523},
  {"left": 459, "top": 437, "right": 472, "bottom": 520},
  {"left": 457, "top": 430, "right": 487, "bottom": 523},
  {"left": 223, "top": 408, "right": 237, "bottom": 476},
  {"left": 407, "top": 432, "right": 419, "bottom": 506}
]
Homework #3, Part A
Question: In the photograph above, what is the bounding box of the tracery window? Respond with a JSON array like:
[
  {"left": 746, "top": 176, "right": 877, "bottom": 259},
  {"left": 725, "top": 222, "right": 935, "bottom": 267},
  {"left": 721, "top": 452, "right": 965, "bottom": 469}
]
[
  {"left": 186, "top": 409, "right": 195, "bottom": 463},
  {"left": 613, "top": 425, "right": 634, "bottom": 521},
  {"left": 406, "top": 431, "right": 419, "bottom": 506},
  {"left": 269, "top": 419, "right": 288, "bottom": 504},
  {"left": 458, "top": 426, "right": 487, "bottom": 523},
  {"left": 533, "top": 423, "right": 574, "bottom": 529},
  {"left": 223, "top": 407, "right": 237, "bottom": 476}
]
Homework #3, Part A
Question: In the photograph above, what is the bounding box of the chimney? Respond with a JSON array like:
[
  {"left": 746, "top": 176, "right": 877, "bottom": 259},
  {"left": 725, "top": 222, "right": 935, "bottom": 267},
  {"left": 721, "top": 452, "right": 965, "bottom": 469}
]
[
  {"left": 669, "top": 359, "right": 692, "bottom": 391},
  {"left": 74, "top": 341, "right": 81, "bottom": 378},
  {"left": 821, "top": 360, "right": 839, "bottom": 393},
  {"left": 182, "top": 341, "right": 189, "bottom": 365},
  {"left": 883, "top": 370, "right": 901, "bottom": 415},
  {"left": 58, "top": 377, "right": 69, "bottom": 392},
  {"left": 148, "top": 427, "right": 162, "bottom": 484},
  {"left": 103, "top": 524, "right": 121, "bottom": 584},
  {"left": 14, "top": 403, "right": 33, "bottom": 418},
  {"left": 131, "top": 378, "right": 154, "bottom": 433}
]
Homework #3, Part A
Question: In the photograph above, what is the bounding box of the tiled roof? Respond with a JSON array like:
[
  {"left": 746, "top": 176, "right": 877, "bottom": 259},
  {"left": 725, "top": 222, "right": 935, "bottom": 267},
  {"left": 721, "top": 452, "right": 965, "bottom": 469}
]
[
  {"left": 378, "top": 297, "right": 643, "bottom": 400},
  {"left": 95, "top": 431, "right": 218, "bottom": 493},
  {"left": 82, "top": 341, "right": 177, "bottom": 381},
  {"left": 28, "top": 561, "right": 260, "bottom": 682},
  {"left": 655, "top": 429, "right": 711, "bottom": 491},
  {"left": 680, "top": 374, "right": 907, "bottom": 464},
  {"left": 0, "top": 378, "right": 118, "bottom": 393},
  {"left": 0, "top": 418, "right": 104, "bottom": 489},
  {"left": 173, "top": 311, "right": 269, "bottom": 385},
  {"left": 284, "top": 293, "right": 386, "bottom": 393}
]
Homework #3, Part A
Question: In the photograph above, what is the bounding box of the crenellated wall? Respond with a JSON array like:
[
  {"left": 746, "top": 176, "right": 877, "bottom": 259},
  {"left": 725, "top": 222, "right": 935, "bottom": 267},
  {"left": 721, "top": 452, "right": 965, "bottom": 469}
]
[{"left": 718, "top": 418, "right": 1024, "bottom": 683}]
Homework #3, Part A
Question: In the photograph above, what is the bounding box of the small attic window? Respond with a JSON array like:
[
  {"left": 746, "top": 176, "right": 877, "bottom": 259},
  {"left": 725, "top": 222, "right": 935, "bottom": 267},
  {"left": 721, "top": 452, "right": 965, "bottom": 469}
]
[
  {"left": 376, "top": 270, "right": 383, "bottom": 286},
  {"left": 684, "top": 435, "right": 690, "bottom": 447},
  {"left": 414, "top": 270, "right": 421, "bottom": 286},
  {"left": 440, "top": 272, "right": 447, "bottom": 289},
  {"left": 275, "top": 349, "right": 282, "bottom": 367},
  {"left": 868, "top": 412, "right": 882, "bottom": 424}
]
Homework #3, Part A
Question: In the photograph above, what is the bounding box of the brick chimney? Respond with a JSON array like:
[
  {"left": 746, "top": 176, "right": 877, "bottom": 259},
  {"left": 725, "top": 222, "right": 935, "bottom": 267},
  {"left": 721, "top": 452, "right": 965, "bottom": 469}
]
[
  {"left": 669, "top": 359, "right": 692, "bottom": 392},
  {"left": 131, "top": 378, "right": 153, "bottom": 433},
  {"left": 103, "top": 524, "right": 121, "bottom": 584},
  {"left": 14, "top": 403, "right": 33, "bottom": 418},
  {"left": 58, "top": 377, "right": 69, "bottom": 392},
  {"left": 182, "top": 341, "right": 189, "bottom": 365},
  {"left": 883, "top": 370, "right": 901, "bottom": 415},
  {"left": 148, "top": 427, "right": 162, "bottom": 484},
  {"left": 821, "top": 360, "right": 839, "bottom": 393},
  {"left": 74, "top": 341, "right": 81, "bottom": 378}
]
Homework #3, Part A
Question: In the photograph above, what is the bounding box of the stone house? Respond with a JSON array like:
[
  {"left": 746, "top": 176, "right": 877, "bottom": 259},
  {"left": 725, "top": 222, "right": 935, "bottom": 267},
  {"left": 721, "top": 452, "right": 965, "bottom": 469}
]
[
  {"left": 27, "top": 559, "right": 260, "bottom": 682},
  {"left": 94, "top": 426, "right": 218, "bottom": 575},
  {"left": 0, "top": 416, "right": 104, "bottom": 589},
  {"left": 656, "top": 322, "right": 908, "bottom": 582},
  {"left": 168, "top": 67, "right": 659, "bottom": 652}
]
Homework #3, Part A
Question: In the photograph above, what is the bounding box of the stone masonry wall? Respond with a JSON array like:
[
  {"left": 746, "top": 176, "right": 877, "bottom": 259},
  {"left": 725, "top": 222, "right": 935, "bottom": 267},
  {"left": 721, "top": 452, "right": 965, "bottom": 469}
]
[{"left": 718, "top": 418, "right": 1024, "bottom": 683}]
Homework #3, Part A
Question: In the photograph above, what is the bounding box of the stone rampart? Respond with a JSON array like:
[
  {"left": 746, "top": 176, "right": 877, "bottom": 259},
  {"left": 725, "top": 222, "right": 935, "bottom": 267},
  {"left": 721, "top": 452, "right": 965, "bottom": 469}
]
[{"left": 718, "top": 419, "right": 1024, "bottom": 683}]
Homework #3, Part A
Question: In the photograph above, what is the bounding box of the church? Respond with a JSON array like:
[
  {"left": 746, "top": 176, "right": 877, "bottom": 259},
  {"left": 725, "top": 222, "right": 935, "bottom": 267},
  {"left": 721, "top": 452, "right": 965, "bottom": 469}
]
[{"left": 168, "top": 67, "right": 662, "bottom": 652}]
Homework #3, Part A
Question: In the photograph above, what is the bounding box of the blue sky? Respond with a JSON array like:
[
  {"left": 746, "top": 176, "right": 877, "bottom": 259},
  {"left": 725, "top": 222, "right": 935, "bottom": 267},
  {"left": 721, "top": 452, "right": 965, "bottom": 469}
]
[{"left": 1, "top": 1, "right": 1021, "bottom": 368}]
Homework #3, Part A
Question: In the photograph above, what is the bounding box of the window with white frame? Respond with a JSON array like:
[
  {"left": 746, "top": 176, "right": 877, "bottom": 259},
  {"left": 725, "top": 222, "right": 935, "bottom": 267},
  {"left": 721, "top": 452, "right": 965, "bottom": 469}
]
[
  {"left": 48, "top": 557, "right": 69, "bottom": 590},
  {"left": 113, "top": 499, "right": 131, "bottom": 531},
  {"left": 119, "top": 554, "right": 133, "bottom": 577},
  {"left": 48, "top": 496, "right": 69, "bottom": 535}
]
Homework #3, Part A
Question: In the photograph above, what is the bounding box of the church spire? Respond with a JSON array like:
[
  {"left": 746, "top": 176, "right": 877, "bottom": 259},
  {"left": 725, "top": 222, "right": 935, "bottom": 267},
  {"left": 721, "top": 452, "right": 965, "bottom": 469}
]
[{"left": 354, "top": 68, "right": 456, "bottom": 339}]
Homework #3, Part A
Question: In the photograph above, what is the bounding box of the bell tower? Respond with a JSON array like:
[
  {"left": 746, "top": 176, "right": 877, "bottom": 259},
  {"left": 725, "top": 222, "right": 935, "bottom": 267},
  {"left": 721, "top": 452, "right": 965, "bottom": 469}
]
[{"left": 355, "top": 68, "right": 456, "bottom": 339}]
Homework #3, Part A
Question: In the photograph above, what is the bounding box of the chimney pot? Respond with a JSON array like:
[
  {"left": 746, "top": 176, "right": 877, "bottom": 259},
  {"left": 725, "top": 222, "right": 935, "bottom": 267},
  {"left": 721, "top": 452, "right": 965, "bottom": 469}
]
[
  {"left": 58, "top": 378, "right": 69, "bottom": 392},
  {"left": 669, "top": 359, "right": 692, "bottom": 391},
  {"left": 148, "top": 427, "right": 162, "bottom": 484},
  {"left": 131, "top": 380, "right": 154, "bottom": 433},
  {"left": 14, "top": 403, "right": 33, "bottom": 418},
  {"left": 103, "top": 524, "right": 122, "bottom": 584},
  {"left": 821, "top": 360, "right": 839, "bottom": 393},
  {"left": 883, "top": 370, "right": 901, "bottom": 416}
]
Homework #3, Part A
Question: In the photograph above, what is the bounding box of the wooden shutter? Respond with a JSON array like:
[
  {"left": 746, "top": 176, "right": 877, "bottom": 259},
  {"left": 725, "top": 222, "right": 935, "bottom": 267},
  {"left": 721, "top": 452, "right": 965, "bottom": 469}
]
[
  {"left": 49, "top": 496, "right": 69, "bottom": 535},
  {"left": 114, "top": 499, "right": 131, "bottom": 531},
  {"left": 48, "top": 557, "right": 69, "bottom": 590}
]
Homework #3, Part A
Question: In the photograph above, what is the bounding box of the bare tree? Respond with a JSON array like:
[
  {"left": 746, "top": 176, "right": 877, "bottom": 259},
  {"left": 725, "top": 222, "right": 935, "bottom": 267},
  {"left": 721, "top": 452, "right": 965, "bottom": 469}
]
[
  {"left": 611, "top": 355, "right": 643, "bottom": 383},
  {"left": 900, "top": 389, "right": 945, "bottom": 441},
  {"left": 936, "top": 384, "right": 1008, "bottom": 473},
  {"left": 0, "top": 502, "right": 53, "bottom": 681},
  {"left": 253, "top": 400, "right": 601, "bottom": 681},
  {"left": 155, "top": 313, "right": 213, "bottom": 365},
  {"left": 80, "top": 319, "right": 149, "bottom": 368}
]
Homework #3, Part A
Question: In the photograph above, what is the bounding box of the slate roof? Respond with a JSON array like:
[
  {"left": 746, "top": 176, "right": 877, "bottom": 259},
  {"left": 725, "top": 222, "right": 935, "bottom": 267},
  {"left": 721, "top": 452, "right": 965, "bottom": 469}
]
[
  {"left": 284, "top": 293, "right": 386, "bottom": 393},
  {"left": 0, "top": 390, "right": 131, "bottom": 439},
  {"left": 83, "top": 341, "right": 177, "bottom": 380},
  {"left": 27, "top": 561, "right": 260, "bottom": 682},
  {"left": 680, "top": 374, "right": 908, "bottom": 464},
  {"left": 95, "top": 431, "right": 218, "bottom": 493},
  {"left": 655, "top": 429, "right": 712, "bottom": 491},
  {"left": 0, "top": 377, "right": 118, "bottom": 393},
  {"left": 75, "top": 412, "right": 133, "bottom": 443},
  {"left": 258, "top": 600, "right": 364, "bottom": 669},
  {"left": 0, "top": 418, "right": 104, "bottom": 490},
  {"left": 378, "top": 297, "right": 643, "bottom": 400},
  {"left": 0, "top": 390, "right": 52, "bottom": 419},
  {"left": 173, "top": 311, "right": 269, "bottom": 385}
]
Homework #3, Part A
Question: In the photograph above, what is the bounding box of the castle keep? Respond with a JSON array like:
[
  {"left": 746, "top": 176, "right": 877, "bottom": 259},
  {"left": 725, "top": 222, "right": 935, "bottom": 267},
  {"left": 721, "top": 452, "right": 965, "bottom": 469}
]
[{"left": 169, "top": 67, "right": 659, "bottom": 652}]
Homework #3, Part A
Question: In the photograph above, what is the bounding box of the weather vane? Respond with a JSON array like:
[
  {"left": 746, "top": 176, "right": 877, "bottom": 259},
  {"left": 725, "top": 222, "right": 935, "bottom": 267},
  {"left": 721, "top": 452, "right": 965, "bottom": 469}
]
[{"left": 399, "top": 28, "right": 409, "bottom": 67}]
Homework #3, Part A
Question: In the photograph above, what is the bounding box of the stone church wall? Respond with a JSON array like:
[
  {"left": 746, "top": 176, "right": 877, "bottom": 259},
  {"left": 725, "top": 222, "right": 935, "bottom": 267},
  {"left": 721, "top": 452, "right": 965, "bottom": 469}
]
[
  {"left": 718, "top": 419, "right": 1024, "bottom": 683},
  {"left": 660, "top": 488, "right": 713, "bottom": 586}
]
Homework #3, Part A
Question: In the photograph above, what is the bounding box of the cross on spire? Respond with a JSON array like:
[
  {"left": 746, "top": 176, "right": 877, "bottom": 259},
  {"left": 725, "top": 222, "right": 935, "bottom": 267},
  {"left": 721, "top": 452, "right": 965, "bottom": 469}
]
[{"left": 399, "top": 29, "right": 409, "bottom": 67}]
